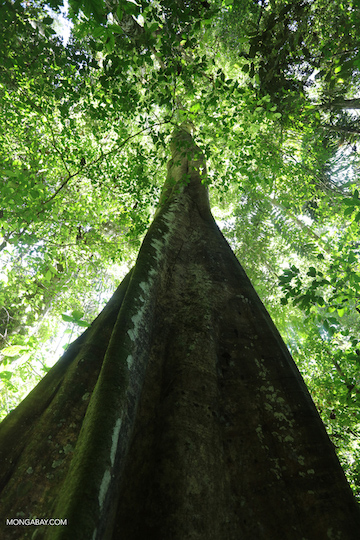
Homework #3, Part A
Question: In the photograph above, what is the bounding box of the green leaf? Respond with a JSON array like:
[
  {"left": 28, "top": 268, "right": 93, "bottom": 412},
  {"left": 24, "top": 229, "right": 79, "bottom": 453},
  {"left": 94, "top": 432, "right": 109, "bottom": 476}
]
[
  {"left": 344, "top": 206, "right": 355, "bottom": 217},
  {"left": 348, "top": 252, "right": 357, "bottom": 264},
  {"left": 61, "top": 314, "right": 74, "bottom": 323},
  {"left": 71, "top": 310, "right": 84, "bottom": 320},
  {"left": 107, "top": 24, "right": 124, "bottom": 34},
  {"left": 123, "top": 1, "right": 140, "bottom": 15},
  {"left": 93, "top": 26, "right": 106, "bottom": 39},
  {"left": 0, "top": 371, "right": 13, "bottom": 380},
  {"left": 116, "top": 5, "right": 123, "bottom": 21},
  {"left": 307, "top": 267, "right": 317, "bottom": 277},
  {"left": 1, "top": 345, "right": 26, "bottom": 357},
  {"left": 0, "top": 170, "right": 18, "bottom": 177},
  {"left": 77, "top": 320, "right": 91, "bottom": 327},
  {"left": 190, "top": 103, "right": 201, "bottom": 113}
]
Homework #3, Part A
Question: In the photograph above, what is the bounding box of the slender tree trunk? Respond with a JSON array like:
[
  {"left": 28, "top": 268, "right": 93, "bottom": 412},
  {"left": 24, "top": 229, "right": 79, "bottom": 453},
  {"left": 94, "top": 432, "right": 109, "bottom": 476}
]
[
  {"left": 320, "top": 98, "right": 360, "bottom": 110},
  {"left": 0, "top": 126, "right": 359, "bottom": 540},
  {"left": 322, "top": 124, "right": 360, "bottom": 135}
]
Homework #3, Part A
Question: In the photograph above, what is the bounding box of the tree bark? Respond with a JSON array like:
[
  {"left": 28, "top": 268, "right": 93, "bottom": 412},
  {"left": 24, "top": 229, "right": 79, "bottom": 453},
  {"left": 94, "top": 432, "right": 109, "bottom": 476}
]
[
  {"left": 0, "top": 126, "right": 359, "bottom": 540},
  {"left": 320, "top": 98, "right": 360, "bottom": 110}
]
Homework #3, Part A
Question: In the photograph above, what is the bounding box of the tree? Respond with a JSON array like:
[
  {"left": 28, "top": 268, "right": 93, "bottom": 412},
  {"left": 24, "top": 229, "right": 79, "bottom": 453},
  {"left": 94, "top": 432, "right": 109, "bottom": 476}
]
[
  {"left": 1, "top": 126, "right": 360, "bottom": 539},
  {"left": 2, "top": 0, "right": 360, "bottom": 527}
]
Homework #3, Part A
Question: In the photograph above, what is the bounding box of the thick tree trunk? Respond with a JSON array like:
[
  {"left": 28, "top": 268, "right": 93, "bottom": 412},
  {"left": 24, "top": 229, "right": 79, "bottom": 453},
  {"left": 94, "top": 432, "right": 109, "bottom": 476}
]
[{"left": 0, "top": 127, "right": 359, "bottom": 540}]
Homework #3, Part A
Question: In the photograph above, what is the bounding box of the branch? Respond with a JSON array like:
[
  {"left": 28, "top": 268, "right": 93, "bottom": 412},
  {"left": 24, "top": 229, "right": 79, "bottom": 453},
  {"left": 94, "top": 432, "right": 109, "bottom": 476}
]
[
  {"left": 39, "top": 119, "right": 173, "bottom": 211},
  {"left": 318, "top": 98, "right": 360, "bottom": 111},
  {"left": 322, "top": 124, "right": 360, "bottom": 136},
  {"left": 0, "top": 228, "right": 29, "bottom": 252},
  {"left": 43, "top": 116, "right": 71, "bottom": 176}
]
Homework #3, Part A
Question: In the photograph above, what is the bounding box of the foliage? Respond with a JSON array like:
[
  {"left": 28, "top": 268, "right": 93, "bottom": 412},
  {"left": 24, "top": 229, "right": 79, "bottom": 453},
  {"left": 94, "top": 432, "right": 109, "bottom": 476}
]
[{"left": 1, "top": 0, "right": 360, "bottom": 498}]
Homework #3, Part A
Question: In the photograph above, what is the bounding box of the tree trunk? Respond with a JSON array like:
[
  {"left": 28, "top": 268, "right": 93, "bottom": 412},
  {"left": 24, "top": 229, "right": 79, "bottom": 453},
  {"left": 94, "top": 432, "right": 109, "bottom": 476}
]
[
  {"left": 320, "top": 98, "right": 360, "bottom": 110},
  {"left": 0, "top": 126, "right": 359, "bottom": 540}
]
